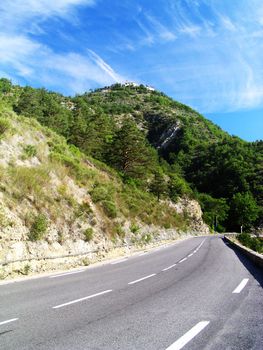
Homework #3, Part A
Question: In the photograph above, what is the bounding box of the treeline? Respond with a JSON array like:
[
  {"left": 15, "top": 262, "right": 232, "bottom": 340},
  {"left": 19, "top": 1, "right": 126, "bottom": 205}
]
[{"left": 0, "top": 78, "right": 262, "bottom": 232}]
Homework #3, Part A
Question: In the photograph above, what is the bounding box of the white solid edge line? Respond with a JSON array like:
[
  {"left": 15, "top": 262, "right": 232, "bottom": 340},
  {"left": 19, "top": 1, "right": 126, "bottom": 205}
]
[
  {"left": 166, "top": 321, "right": 210, "bottom": 350},
  {"left": 188, "top": 253, "right": 193, "bottom": 257},
  {"left": 49, "top": 270, "right": 85, "bottom": 278},
  {"left": 162, "top": 264, "right": 177, "bottom": 271},
  {"left": 111, "top": 258, "right": 128, "bottom": 265},
  {"left": 128, "top": 273, "right": 156, "bottom": 285},
  {"left": 197, "top": 239, "right": 206, "bottom": 250},
  {"left": 138, "top": 252, "right": 147, "bottom": 256},
  {"left": 192, "top": 238, "right": 206, "bottom": 255},
  {"left": 0, "top": 318, "right": 18, "bottom": 326},
  {"left": 53, "top": 289, "right": 113, "bottom": 309},
  {"left": 179, "top": 258, "right": 187, "bottom": 263},
  {"left": 232, "top": 278, "right": 249, "bottom": 294}
]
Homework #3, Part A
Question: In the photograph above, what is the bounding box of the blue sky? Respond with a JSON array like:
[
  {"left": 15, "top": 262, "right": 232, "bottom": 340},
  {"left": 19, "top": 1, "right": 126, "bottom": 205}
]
[{"left": 0, "top": 0, "right": 262, "bottom": 141}]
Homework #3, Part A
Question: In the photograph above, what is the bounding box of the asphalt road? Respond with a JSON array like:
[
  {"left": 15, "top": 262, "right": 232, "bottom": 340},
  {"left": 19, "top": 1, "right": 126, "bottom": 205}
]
[{"left": 0, "top": 236, "right": 262, "bottom": 350}]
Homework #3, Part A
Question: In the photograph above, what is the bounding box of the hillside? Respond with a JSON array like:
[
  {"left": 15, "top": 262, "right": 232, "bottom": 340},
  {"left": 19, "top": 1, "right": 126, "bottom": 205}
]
[
  {"left": 0, "top": 79, "right": 262, "bottom": 234},
  {"left": 0, "top": 101, "right": 208, "bottom": 278}
]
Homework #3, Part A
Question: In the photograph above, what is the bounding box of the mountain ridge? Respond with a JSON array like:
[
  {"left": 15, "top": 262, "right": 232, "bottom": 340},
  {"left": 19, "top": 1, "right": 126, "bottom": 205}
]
[{"left": 0, "top": 78, "right": 262, "bottom": 234}]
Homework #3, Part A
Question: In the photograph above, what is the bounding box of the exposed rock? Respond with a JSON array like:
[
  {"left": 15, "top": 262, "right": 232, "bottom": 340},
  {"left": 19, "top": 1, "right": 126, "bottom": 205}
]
[
  {"left": 157, "top": 123, "right": 181, "bottom": 150},
  {"left": 170, "top": 198, "right": 210, "bottom": 234}
]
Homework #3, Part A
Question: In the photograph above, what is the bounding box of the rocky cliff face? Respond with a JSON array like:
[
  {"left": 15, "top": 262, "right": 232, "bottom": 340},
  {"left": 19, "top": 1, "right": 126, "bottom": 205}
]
[
  {"left": 0, "top": 207, "right": 208, "bottom": 279},
  {"left": 0, "top": 107, "right": 209, "bottom": 279},
  {"left": 0, "top": 197, "right": 209, "bottom": 279}
]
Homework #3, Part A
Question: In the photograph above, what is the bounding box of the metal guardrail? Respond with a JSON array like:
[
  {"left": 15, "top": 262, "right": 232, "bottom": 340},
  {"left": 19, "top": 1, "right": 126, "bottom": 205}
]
[{"left": 224, "top": 235, "right": 263, "bottom": 269}]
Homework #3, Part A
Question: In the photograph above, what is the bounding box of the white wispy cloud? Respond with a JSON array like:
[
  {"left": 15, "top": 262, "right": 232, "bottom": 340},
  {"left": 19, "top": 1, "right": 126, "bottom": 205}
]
[
  {"left": 136, "top": 20, "right": 155, "bottom": 46},
  {"left": 0, "top": 0, "right": 125, "bottom": 94},
  {"left": 219, "top": 15, "right": 237, "bottom": 32},
  {"left": 88, "top": 50, "right": 124, "bottom": 82},
  {"left": 137, "top": 0, "right": 263, "bottom": 113},
  {"left": 179, "top": 24, "right": 201, "bottom": 37},
  {"left": 0, "top": 34, "right": 125, "bottom": 94},
  {"left": 132, "top": 12, "right": 177, "bottom": 49},
  {"left": 1, "top": 0, "right": 263, "bottom": 113},
  {"left": 0, "top": 0, "right": 95, "bottom": 30},
  {"left": 145, "top": 14, "right": 177, "bottom": 42},
  {"left": 43, "top": 51, "right": 125, "bottom": 92}
]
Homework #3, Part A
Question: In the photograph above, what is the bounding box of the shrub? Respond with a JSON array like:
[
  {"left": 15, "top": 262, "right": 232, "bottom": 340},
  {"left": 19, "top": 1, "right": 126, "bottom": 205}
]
[
  {"left": 102, "top": 200, "right": 117, "bottom": 218},
  {"left": 57, "top": 184, "right": 77, "bottom": 207},
  {"left": 90, "top": 185, "right": 109, "bottom": 203},
  {"left": 57, "top": 231, "right": 64, "bottom": 244},
  {"left": 237, "top": 233, "right": 263, "bottom": 254},
  {"left": 250, "top": 238, "right": 263, "bottom": 253},
  {"left": 115, "top": 224, "right": 125, "bottom": 238},
  {"left": 237, "top": 233, "right": 251, "bottom": 246},
  {"left": 168, "top": 174, "right": 192, "bottom": 201},
  {"left": 22, "top": 145, "right": 37, "bottom": 158},
  {"left": 141, "top": 233, "right": 152, "bottom": 243},
  {"left": 75, "top": 202, "right": 93, "bottom": 218},
  {"left": 23, "top": 264, "right": 30, "bottom": 275},
  {"left": 57, "top": 184, "right": 68, "bottom": 197},
  {"left": 28, "top": 214, "right": 48, "bottom": 241},
  {"left": 0, "top": 117, "right": 11, "bottom": 135},
  {"left": 83, "top": 228, "right": 93, "bottom": 242},
  {"left": 82, "top": 258, "right": 90, "bottom": 266},
  {"left": 130, "top": 223, "right": 140, "bottom": 234}
]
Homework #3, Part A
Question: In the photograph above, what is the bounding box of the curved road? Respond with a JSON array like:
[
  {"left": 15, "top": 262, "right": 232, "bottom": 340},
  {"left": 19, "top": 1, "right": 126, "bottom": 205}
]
[{"left": 0, "top": 236, "right": 262, "bottom": 349}]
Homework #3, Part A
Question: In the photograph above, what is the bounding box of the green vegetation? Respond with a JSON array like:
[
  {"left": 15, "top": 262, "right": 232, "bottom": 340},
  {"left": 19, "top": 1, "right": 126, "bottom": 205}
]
[
  {"left": 229, "top": 192, "right": 259, "bottom": 232},
  {"left": 28, "top": 214, "right": 48, "bottom": 241},
  {"left": 75, "top": 202, "right": 93, "bottom": 218},
  {"left": 83, "top": 228, "right": 93, "bottom": 242},
  {"left": 130, "top": 223, "right": 140, "bottom": 234},
  {"left": 0, "top": 78, "right": 262, "bottom": 233},
  {"left": 0, "top": 117, "right": 11, "bottom": 136},
  {"left": 101, "top": 200, "right": 117, "bottom": 218},
  {"left": 197, "top": 193, "right": 229, "bottom": 232},
  {"left": 8, "top": 166, "right": 50, "bottom": 201},
  {"left": 21, "top": 264, "right": 31, "bottom": 275},
  {"left": 22, "top": 144, "right": 37, "bottom": 158},
  {"left": 149, "top": 170, "right": 167, "bottom": 201},
  {"left": 107, "top": 118, "right": 158, "bottom": 180},
  {"left": 237, "top": 233, "right": 263, "bottom": 254},
  {"left": 115, "top": 224, "right": 125, "bottom": 238},
  {"left": 142, "top": 233, "right": 152, "bottom": 243}
]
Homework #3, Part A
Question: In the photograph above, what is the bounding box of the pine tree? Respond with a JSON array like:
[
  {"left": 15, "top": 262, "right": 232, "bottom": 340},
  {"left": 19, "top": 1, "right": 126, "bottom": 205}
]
[
  {"left": 149, "top": 170, "right": 167, "bottom": 201},
  {"left": 108, "top": 119, "right": 157, "bottom": 179}
]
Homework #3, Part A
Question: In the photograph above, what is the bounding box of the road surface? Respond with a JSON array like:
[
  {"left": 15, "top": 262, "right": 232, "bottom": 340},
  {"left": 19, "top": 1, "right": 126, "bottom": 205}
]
[{"left": 0, "top": 236, "right": 262, "bottom": 349}]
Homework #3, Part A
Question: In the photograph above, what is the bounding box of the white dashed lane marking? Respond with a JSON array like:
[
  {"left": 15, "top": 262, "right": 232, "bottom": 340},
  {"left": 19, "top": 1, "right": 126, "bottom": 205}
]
[
  {"left": 166, "top": 321, "right": 210, "bottom": 350},
  {"left": 232, "top": 278, "right": 249, "bottom": 294},
  {"left": 52, "top": 290, "right": 113, "bottom": 309},
  {"left": 128, "top": 274, "right": 156, "bottom": 285},
  {"left": 162, "top": 264, "right": 177, "bottom": 272},
  {"left": 0, "top": 318, "right": 18, "bottom": 326}
]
